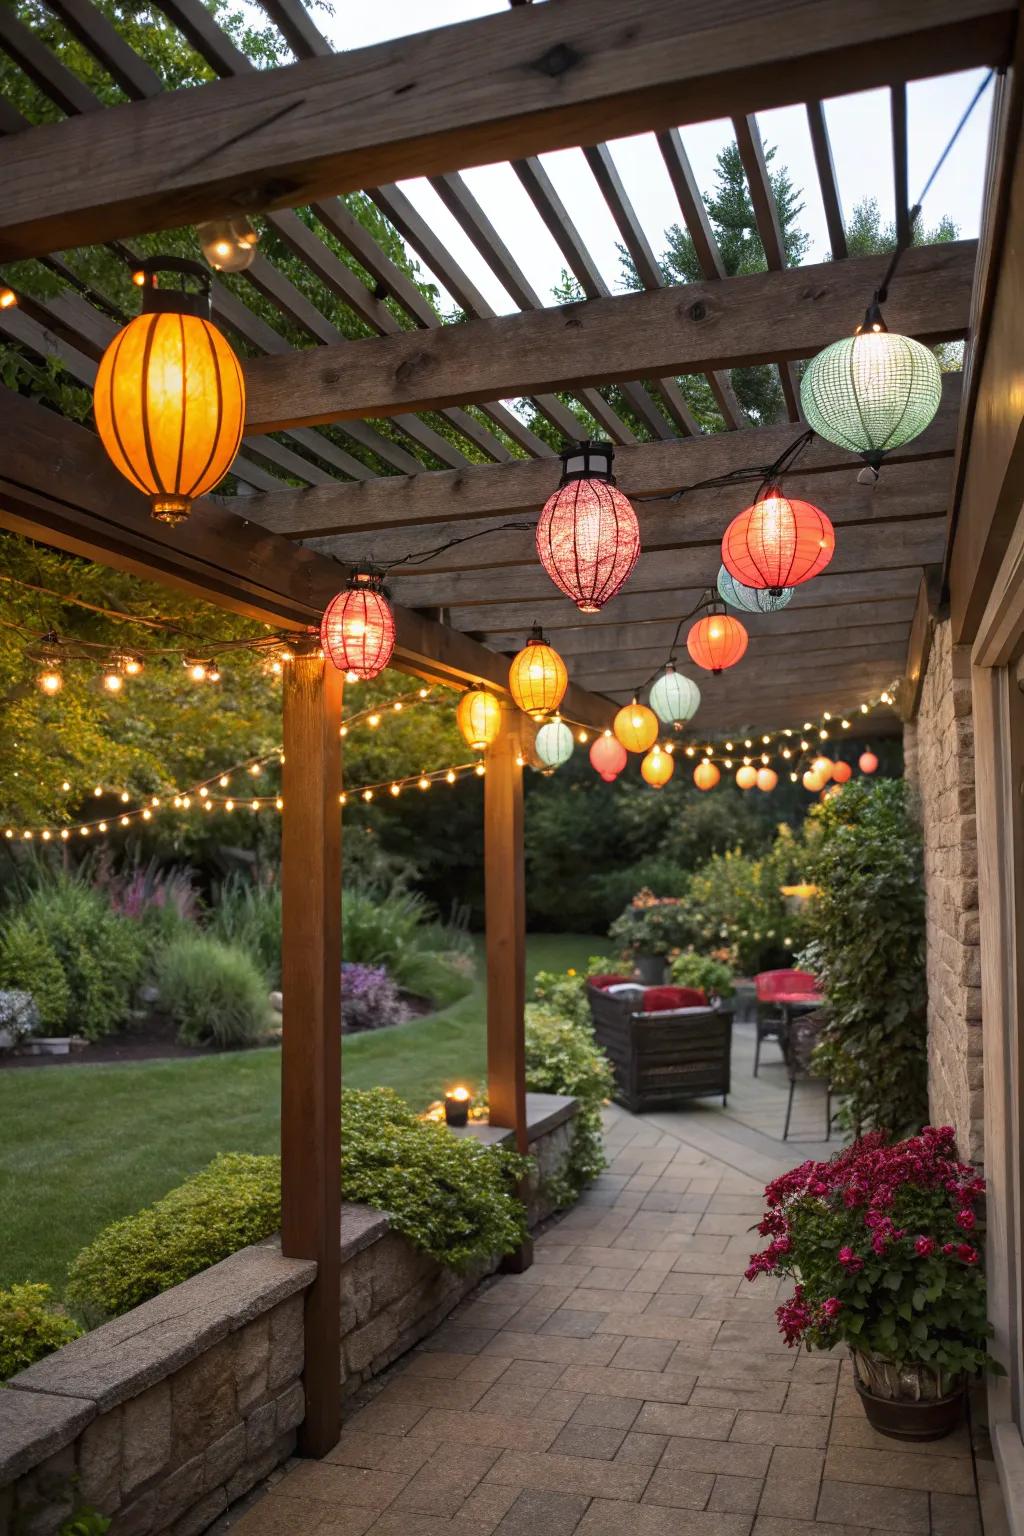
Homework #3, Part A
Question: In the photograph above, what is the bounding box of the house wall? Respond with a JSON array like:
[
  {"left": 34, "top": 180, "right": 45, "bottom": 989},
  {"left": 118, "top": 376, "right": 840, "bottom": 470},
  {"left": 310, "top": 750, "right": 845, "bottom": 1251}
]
[{"left": 903, "top": 617, "right": 984, "bottom": 1162}]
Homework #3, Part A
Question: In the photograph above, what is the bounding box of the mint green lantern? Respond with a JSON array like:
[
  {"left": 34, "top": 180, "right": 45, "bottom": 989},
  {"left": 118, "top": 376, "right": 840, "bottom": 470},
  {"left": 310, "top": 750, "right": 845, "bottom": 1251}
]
[
  {"left": 717, "top": 566, "right": 793, "bottom": 614},
  {"left": 535, "top": 719, "right": 574, "bottom": 772},
  {"left": 800, "top": 315, "right": 942, "bottom": 470},
  {"left": 649, "top": 664, "right": 700, "bottom": 729}
]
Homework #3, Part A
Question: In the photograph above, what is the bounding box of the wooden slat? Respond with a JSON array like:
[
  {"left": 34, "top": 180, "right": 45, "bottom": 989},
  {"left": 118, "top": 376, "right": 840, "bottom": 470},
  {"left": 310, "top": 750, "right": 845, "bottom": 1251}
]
[
  {"left": 574, "top": 646, "right": 905, "bottom": 688},
  {"left": 805, "top": 101, "right": 848, "bottom": 260},
  {"left": 39, "top": 0, "right": 163, "bottom": 97},
  {"left": 0, "top": 0, "right": 1013, "bottom": 259},
  {"left": 242, "top": 243, "right": 974, "bottom": 430},
  {"left": 280, "top": 645, "right": 342, "bottom": 1457},
  {"left": 561, "top": 626, "right": 911, "bottom": 676},
  {"left": 513, "top": 155, "right": 609, "bottom": 299},
  {"left": 0, "top": 6, "right": 103, "bottom": 117},
  {"left": 733, "top": 112, "right": 802, "bottom": 421},
  {"left": 257, "top": 0, "right": 332, "bottom": 59}
]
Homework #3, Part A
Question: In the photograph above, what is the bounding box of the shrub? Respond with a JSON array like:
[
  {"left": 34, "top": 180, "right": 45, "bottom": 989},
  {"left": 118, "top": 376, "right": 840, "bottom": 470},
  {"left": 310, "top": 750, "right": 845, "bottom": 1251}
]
[
  {"left": 343, "top": 886, "right": 474, "bottom": 1005},
  {"left": 532, "top": 957, "right": 618, "bottom": 1027},
  {"left": 800, "top": 778, "right": 926, "bottom": 1134},
  {"left": 524, "top": 1002, "right": 616, "bottom": 1200},
  {"left": 208, "top": 873, "right": 282, "bottom": 987},
  {"left": 155, "top": 935, "right": 269, "bottom": 1048},
  {"left": 341, "top": 963, "right": 407, "bottom": 1032},
  {"left": 0, "top": 1282, "right": 82, "bottom": 1380},
  {"left": 608, "top": 888, "right": 694, "bottom": 958},
  {"left": 745, "top": 1127, "right": 997, "bottom": 1387},
  {"left": 67, "top": 1090, "right": 529, "bottom": 1317},
  {"left": 0, "top": 923, "right": 68, "bottom": 1032},
  {"left": 669, "top": 951, "right": 735, "bottom": 999},
  {"left": 680, "top": 826, "right": 812, "bottom": 974},
  {"left": 0, "top": 988, "right": 38, "bottom": 1042}
]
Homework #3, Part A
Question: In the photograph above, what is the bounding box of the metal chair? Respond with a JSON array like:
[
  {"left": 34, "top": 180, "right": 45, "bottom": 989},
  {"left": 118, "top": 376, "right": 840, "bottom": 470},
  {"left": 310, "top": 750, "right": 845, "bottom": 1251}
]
[
  {"left": 782, "top": 1010, "right": 832, "bottom": 1141},
  {"left": 753, "top": 969, "right": 820, "bottom": 1076}
]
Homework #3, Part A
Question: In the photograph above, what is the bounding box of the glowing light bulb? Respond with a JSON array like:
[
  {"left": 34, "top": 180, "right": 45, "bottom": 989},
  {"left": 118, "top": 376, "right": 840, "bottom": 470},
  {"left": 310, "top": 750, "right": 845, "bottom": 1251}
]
[
  {"left": 475, "top": 763, "right": 485, "bottom": 777},
  {"left": 38, "top": 668, "right": 63, "bottom": 695},
  {"left": 419, "top": 775, "right": 430, "bottom": 790},
  {"left": 446, "top": 770, "right": 456, "bottom": 784},
  {"left": 390, "top": 783, "right": 401, "bottom": 797},
  {"left": 362, "top": 789, "right": 373, "bottom": 802},
  {"left": 225, "top": 799, "right": 234, "bottom": 812},
  {"left": 103, "top": 671, "right": 123, "bottom": 694}
]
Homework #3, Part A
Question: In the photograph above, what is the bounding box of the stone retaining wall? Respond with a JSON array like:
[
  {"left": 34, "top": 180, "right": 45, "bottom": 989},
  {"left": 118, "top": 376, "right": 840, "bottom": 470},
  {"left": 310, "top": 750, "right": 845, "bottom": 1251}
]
[{"left": 0, "top": 1094, "right": 578, "bottom": 1536}]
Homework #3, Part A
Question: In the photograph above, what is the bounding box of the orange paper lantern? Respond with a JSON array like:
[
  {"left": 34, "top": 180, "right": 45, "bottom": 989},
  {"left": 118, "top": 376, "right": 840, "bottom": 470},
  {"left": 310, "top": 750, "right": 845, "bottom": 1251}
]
[
  {"left": 721, "top": 485, "right": 835, "bottom": 593},
  {"left": 756, "top": 767, "right": 778, "bottom": 792},
  {"left": 802, "top": 769, "right": 825, "bottom": 792},
  {"left": 641, "top": 745, "right": 675, "bottom": 790},
  {"left": 694, "top": 760, "right": 720, "bottom": 791},
  {"left": 686, "top": 605, "right": 748, "bottom": 674},
  {"left": 590, "top": 732, "right": 628, "bottom": 782},
  {"left": 456, "top": 689, "right": 501, "bottom": 752},
  {"left": 613, "top": 699, "right": 660, "bottom": 754},
  {"left": 831, "top": 760, "right": 853, "bottom": 784},
  {"left": 859, "top": 750, "right": 879, "bottom": 774},
  {"left": 811, "top": 756, "right": 834, "bottom": 782},
  {"left": 95, "top": 258, "right": 244, "bottom": 524},
  {"left": 508, "top": 627, "right": 568, "bottom": 719},
  {"left": 735, "top": 764, "right": 758, "bottom": 790}
]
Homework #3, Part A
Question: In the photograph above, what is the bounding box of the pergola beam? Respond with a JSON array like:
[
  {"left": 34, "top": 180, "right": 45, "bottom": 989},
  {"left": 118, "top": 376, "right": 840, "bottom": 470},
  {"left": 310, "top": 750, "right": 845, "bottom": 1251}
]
[
  {"left": 0, "top": 0, "right": 1012, "bottom": 259},
  {"left": 239, "top": 244, "right": 975, "bottom": 431}
]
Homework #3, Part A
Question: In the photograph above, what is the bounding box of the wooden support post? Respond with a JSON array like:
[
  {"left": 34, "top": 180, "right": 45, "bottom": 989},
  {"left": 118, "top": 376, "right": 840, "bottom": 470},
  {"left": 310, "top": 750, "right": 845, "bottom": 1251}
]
[
  {"left": 484, "top": 706, "right": 533, "bottom": 1271},
  {"left": 280, "top": 644, "right": 343, "bottom": 1457}
]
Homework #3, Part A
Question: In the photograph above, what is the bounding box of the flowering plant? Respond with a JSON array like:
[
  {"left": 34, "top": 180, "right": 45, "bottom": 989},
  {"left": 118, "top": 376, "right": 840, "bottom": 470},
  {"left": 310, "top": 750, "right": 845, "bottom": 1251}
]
[
  {"left": 340, "top": 963, "right": 407, "bottom": 1033},
  {"left": 609, "top": 889, "right": 694, "bottom": 957},
  {"left": 746, "top": 1127, "right": 999, "bottom": 1386}
]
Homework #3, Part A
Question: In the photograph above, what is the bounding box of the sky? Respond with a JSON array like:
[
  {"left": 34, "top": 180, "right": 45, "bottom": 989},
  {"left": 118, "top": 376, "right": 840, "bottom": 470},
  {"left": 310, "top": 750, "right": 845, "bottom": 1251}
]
[{"left": 290, "top": 0, "right": 996, "bottom": 316}]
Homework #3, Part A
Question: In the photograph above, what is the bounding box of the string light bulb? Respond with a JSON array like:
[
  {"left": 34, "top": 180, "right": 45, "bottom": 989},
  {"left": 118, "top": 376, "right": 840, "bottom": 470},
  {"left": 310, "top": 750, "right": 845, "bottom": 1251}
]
[{"left": 196, "top": 215, "right": 260, "bottom": 273}]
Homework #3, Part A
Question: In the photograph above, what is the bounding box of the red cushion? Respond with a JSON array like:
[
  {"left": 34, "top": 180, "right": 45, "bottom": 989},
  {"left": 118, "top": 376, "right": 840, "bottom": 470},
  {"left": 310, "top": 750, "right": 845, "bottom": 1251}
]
[
  {"left": 756, "top": 968, "right": 816, "bottom": 1000},
  {"left": 642, "top": 985, "right": 707, "bottom": 1011},
  {"left": 589, "top": 974, "right": 633, "bottom": 990}
]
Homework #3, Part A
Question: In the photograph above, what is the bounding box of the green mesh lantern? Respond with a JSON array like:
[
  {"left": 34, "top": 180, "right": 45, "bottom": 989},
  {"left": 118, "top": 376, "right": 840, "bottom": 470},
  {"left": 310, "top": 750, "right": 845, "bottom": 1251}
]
[
  {"left": 800, "top": 313, "right": 942, "bottom": 470},
  {"left": 535, "top": 719, "right": 574, "bottom": 772},
  {"left": 717, "top": 566, "right": 793, "bottom": 614},
  {"left": 649, "top": 665, "right": 700, "bottom": 729}
]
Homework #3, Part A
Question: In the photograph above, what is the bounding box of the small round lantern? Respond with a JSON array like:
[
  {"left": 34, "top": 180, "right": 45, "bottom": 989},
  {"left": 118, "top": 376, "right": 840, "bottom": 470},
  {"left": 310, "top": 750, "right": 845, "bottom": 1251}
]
[
  {"left": 535, "top": 719, "right": 574, "bottom": 772},
  {"left": 687, "top": 602, "right": 748, "bottom": 674},
  {"left": 613, "top": 699, "right": 660, "bottom": 754},
  {"left": 590, "top": 732, "right": 627, "bottom": 782},
  {"left": 800, "top": 303, "right": 942, "bottom": 470},
  {"left": 536, "top": 441, "right": 641, "bottom": 612},
  {"left": 722, "top": 486, "right": 835, "bottom": 594},
  {"left": 649, "top": 665, "right": 700, "bottom": 729},
  {"left": 509, "top": 627, "right": 568, "bottom": 720},
  {"left": 735, "top": 764, "right": 758, "bottom": 790},
  {"left": 457, "top": 689, "right": 501, "bottom": 752},
  {"left": 831, "top": 760, "right": 853, "bottom": 784},
  {"left": 803, "top": 769, "right": 825, "bottom": 792},
  {"left": 811, "top": 755, "right": 834, "bottom": 782},
  {"left": 94, "top": 258, "right": 245, "bottom": 524},
  {"left": 641, "top": 744, "right": 674, "bottom": 790},
  {"left": 859, "top": 750, "right": 879, "bottom": 775},
  {"left": 321, "top": 572, "right": 396, "bottom": 680},
  {"left": 756, "top": 767, "right": 778, "bottom": 792},
  {"left": 693, "top": 759, "right": 720, "bottom": 791},
  {"left": 717, "top": 566, "right": 794, "bottom": 614}
]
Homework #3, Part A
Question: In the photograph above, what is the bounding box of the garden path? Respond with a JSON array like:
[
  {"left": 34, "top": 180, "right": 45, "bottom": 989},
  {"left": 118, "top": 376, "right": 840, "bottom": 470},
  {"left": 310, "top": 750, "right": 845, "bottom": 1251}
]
[{"left": 225, "top": 1102, "right": 999, "bottom": 1536}]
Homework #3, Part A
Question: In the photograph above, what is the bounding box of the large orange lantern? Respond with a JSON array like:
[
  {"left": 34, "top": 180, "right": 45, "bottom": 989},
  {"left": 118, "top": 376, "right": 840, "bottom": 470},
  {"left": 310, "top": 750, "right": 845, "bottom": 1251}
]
[
  {"left": 94, "top": 258, "right": 244, "bottom": 524},
  {"left": 735, "top": 764, "right": 758, "bottom": 790},
  {"left": 686, "top": 602, "right": 748, "bottom": 674},
  {"left": 803, "top": 768, "right": 825, "bottom": 792},
  {"left": 509, "top": 627, "right": 567, "bottom": 719},
  {"left": 457, "top": 689, "right": 501, "bottom": 752},
  {"left": 859, "top": 750, "right": 879, "bottom": 774},
  {"left": 321, "top": 572, "right": 396, "bottom": 679},
  {"left": 694, "top": 759, "right": 720, "bottom": 791},
  {"left": 641, "top": 744, "right": 675, "bottom": 790},
  {"left": 831, "top": 760, "right": 853, "bottom": 784},
  {"left": 590, "top": 732, "right": 628, "bottom": 782},
  {"left": 722, "top": 484, "right": 835, "bottom": 594},
  {"left": 536, "top": 442, "right": 640, "bottom": 612},
  {"left": 613, "top": 699, "right": 660, "bottom": 754},
  {"left": 811, "top": 755, "right": 834, "bottom": 782},
  {"left": 757, "top": 767, "right": 778, "bottom": 792}
]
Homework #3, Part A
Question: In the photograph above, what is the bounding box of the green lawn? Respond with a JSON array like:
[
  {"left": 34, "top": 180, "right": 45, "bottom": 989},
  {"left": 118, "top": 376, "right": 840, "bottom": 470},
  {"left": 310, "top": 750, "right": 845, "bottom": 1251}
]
[{"left": 0, "top": 934, "right": 594, "bottom": 1293}]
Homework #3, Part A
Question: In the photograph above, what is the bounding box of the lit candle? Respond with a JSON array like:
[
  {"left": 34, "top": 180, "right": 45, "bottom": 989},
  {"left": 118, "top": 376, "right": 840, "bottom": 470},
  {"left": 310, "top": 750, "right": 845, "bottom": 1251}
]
[{"left": 444, "top": 1086, "right": 471, "bottom": 1127}]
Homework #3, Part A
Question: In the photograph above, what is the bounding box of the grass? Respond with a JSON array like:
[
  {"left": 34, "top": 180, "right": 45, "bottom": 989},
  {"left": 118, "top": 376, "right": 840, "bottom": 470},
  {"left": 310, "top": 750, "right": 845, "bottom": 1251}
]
[{"left": 0, "top": 934, "right": 595, "bottom": 1293}]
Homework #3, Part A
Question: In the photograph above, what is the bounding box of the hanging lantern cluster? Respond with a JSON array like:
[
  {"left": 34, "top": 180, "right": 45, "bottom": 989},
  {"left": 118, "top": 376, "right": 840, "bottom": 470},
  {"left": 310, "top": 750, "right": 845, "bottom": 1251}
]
[
  {"left": 457, "top": 688, "right": 501, "bottom": 752},
  {"left": 536, "top": 442, "right": 640, "bottom": 613},
  {"left": 649, "top": 665, "right": 700, "bottom": 729},
  {"left": 687, "top": 599, "right": 748, "bottom": 674},
  {"left": 508, "top": 627, "right": 567, "bottom": 720},
  {"left": 717, "top": 566, "right": 793, "bottom": 614},
  {"left": 721, "top": 485, "right": 834, "bottom": 595},
  {"left": 94, "top": 258, "right": 245, "bottom": 525},
  {"left": 321, "top": 571, "right": 396, "bottom": 680},
  {"left": 535, "top": 719, "right": 574, "bottom": 773}
]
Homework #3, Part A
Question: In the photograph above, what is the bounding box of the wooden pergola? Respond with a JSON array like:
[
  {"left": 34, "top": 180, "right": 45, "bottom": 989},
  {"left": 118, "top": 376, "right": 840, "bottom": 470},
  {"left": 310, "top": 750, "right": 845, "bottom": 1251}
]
[{"left": 0, "top": 0, "right": 1020, "bottom": 1462}]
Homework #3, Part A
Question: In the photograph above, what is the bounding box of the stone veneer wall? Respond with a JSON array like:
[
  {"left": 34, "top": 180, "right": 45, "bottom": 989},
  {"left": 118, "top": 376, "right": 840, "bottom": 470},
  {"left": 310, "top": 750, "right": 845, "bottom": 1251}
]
[
  {"left": 0, "top": 1094, "right": 577, "bottom": 1536},
  {"left": 904, "top": 617, "right": 983, "bottom": 1162}
]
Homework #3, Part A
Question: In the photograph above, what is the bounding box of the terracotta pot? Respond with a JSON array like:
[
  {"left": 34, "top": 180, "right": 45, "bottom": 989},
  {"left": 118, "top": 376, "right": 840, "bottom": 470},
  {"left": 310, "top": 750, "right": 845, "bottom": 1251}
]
[{"left": 851, "top": 1351, "right": 965, "bottom": 1441}]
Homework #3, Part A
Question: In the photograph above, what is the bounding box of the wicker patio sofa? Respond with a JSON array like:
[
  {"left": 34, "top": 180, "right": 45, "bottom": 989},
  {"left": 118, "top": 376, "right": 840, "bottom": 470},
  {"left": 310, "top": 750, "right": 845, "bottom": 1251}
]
[{"left": 587, "top": 980, "right": 733, "bottom": 1114}]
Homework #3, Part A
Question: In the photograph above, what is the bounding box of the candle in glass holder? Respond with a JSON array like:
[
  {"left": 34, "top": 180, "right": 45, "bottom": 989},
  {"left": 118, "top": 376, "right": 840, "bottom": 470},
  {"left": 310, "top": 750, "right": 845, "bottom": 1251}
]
[{"left": 444, "top": 1086, "right": 471, "bottom": 1127}]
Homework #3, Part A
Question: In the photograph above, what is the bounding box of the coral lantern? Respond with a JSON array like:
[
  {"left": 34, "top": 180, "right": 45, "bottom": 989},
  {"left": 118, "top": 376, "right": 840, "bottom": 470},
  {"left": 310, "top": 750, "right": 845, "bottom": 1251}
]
[
  {"left": 536, "top": 442, "right": 640, "bottom": 612},
  {"left": 693, "top": 759, "right": 720, "bottom": 791},
  {"left": 859, "top": 750, "right": 879, "bottom": 774},
  {"left": 321, "top": 572, "right": 396, "bottom": 679},
  {"left": 686, "top": 602, "right": 748, "bottom": 674},
  {"left": 613, "top": 699, "right": 660, "bottom": 754},
  {"left": 756, "top": 767, "right": 778, "bottom": 792},
  {"left": 508, "top": 627, "right": 568, "bottom": 719},
  {"left": 721, "top": 485, "right": 835, "bottom": 594},
  {"left": 735, "top": 764, "right": 758, "bottom": 790},
  {"left": 590, "top": 732, "right": 628, "bottom": 782},
  {"left": 95, "top": 258, "right": 244, "bottom": 524},
  {"left": 456, "top": 689, "right": 501, "bottom": 752},
  {"left": 641, "top": 744, "right": 675, "bottom": 790},
  {"left": 831, "top": 760, "right": 853, "bottom": 784}
]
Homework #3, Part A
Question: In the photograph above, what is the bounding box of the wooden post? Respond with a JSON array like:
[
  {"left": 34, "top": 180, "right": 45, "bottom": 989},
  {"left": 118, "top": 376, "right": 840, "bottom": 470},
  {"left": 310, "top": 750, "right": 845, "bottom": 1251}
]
[{"left": 280, "top": 643, "right": 343, "bottom": 1457}]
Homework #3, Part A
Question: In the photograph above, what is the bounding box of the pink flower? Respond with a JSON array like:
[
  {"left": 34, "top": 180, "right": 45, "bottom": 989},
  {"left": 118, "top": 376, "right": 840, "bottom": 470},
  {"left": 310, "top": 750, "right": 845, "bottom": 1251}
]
[
  {"left": 914, "top": 1236, "right": 935, "bottom": 1258},
  {"left": 942, "top": 1243, "right": 956, "bottom": 1257},
  {"left": 957, "top": 1244, "right": 979, "bottom": 1265},
  {"left": 821, "top": 1297, "right": 843, "bottom": 1319},
  {"left": 838, "top": 1246, "right": 863, "bottom": 1273},
  {"left": 957, "top": 1209, "right": 976, "bottom": 1231}
]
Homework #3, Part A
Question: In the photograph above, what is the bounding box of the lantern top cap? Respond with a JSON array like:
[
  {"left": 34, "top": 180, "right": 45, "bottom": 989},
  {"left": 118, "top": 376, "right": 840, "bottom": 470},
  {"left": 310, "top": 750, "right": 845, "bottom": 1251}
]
[
  {"left": 133, "top": 256, "right": 213, "bottom": 320},
  {"left": 855, "top": 298, "right": 888, "bottom": 336},
  {"left": 558, "top": 439, "right": 616, "bottom": 486},
  {"left": 525, "top": 623, "right": 550, "bottom": 645},
  {"left": 346, "top": 568, "right": 389, "bottom": 596}
]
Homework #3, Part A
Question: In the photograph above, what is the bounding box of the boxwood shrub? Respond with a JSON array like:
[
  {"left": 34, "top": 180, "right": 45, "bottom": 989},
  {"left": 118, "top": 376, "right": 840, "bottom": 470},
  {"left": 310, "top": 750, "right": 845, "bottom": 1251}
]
[
  {"left": 0, "top": 1282, "right": 82, "bottom": 1380},
  {"left": 66, "top": 1089, "right": 529, "bottom": 1318}
]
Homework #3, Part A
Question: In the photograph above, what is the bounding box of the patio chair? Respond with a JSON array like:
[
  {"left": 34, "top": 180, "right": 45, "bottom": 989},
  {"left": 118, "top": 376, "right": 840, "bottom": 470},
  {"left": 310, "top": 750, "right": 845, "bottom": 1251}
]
[
  {"left": 781, "top": 1009, "right": 832, "bottom": 1141},
  {"left": 587, "top": 983, "right": 732, "bottom": 1114},
  {"left": 753, "top": 968, "right": 820, "bottom": 1076}
]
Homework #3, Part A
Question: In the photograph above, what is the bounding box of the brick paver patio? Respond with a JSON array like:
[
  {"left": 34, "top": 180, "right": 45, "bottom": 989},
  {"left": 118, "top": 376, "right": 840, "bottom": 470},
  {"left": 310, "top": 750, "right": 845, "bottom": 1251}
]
[{"left": 228, "top": 1102, "right": 986, "bottom": 1536}]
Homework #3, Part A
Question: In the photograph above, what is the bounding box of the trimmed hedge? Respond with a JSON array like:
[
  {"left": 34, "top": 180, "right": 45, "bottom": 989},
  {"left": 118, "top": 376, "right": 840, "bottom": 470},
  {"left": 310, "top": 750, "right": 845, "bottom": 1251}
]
[{"left": 0, "top": 1282, "right": 82, "bottom": 1380}]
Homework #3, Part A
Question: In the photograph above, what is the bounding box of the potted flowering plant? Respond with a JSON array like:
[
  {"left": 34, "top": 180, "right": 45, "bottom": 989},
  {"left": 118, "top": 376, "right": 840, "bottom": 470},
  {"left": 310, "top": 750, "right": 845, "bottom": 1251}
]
[
  {"left": 746, "top": 1126, "right": 999, "bottom": 1441},
  {"left": 609, "top": 888, "right": 693, "bottom": 984}
]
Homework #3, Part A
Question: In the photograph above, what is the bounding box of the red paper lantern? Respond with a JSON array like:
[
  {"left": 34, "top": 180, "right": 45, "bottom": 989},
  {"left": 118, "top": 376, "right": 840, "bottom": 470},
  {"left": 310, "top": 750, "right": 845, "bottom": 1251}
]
[
  {"left": 537, "top": 442, "right": 640, "bottom": 613},
  {"left": 859, "top": 750, "right": 879, "bottom": 775},
  {"left": 722, "top": 484, "right": 835, "bottom": 594},
  {"left": 687, "top": 604, "right": 748, "bottom": 674},
  {"left": 831, "top": 760, "right": 853, "bottom": 784},
  {"left": 590, "top": 733, "right": 628, "bottom": 782},
  {"left": 320, "top": 572, "right": 395, "bottom": 679}
]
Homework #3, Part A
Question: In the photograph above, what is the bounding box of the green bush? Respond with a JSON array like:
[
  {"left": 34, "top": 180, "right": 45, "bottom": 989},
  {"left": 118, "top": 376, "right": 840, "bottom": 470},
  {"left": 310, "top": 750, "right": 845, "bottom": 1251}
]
[
  {"left": 609, "top": 889, "right": 695, "bottom": 958},
  {"left": 669, "top": 951, "right": 735, "bottom": 999},
  {"left": 343, "top": 886, "right": 473, "bottom": 1004},
  {"left": 0, "top": 1282, "right": 82, "bottom": 1380},
  {"left": 208, "top": 874, "right": 282, "bottom": 987},
  {"left": 524, "top": 1003, "right": 616, "bottom": 1200},
  {"left": 800, "top": 778, "right": 927, "bottom": 1135},
  {"left": 681, "top": 825, "right": 812, "bottom": 974},
  {"left": 67, "top": 1090, "right": 529, "bottom": 1317},
  {"left": 0, "top": 917, "right": 70, "bottom": 1032},
  {"left": 532, "top": 957, "right": 618, "bottom": 1027},
  {"left": 155, "top": 935, "right": 269, "bottom": 1048}
]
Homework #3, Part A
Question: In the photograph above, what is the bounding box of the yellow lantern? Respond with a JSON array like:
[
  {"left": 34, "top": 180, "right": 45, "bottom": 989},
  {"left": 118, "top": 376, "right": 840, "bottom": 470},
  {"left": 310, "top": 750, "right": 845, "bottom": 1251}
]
[
  {"left": 694, "top": 759, "right": 720, "bottom": 791},
  {"left": 508, "top": 627, "right": 567, "bottom": 719},
  {"left": 95, "top": 258, "right": 245, "bottom": 524},
  {"left": 735, "top": 764, "right": 758, "bottom": 790},
  {"left": 811, "top": 755, "right": 834, "bottom": 782},
  {"left": 613, "top": 698, "right": 659, "bottom": 754},
  {"left": 803, "top": 769, "right": 825, "bottom": 792},
  {"left": 456, "top": 688, "right": 501, "bottom": 752},
  {"left": 756, "top": 767, "right": 778, "bottom": 792},
  {"left": 641, "top": 744, "right": 675, "bottom": 790}
]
